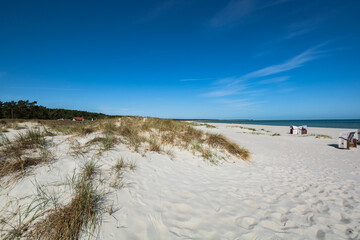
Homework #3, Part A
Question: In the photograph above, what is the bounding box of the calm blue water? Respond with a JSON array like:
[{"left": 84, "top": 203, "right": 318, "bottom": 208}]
[{"left": 197, "top": 119, "right": 360, "bottom": 129}]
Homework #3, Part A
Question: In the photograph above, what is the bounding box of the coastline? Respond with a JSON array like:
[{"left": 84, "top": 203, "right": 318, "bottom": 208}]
[{"left": 194, "top": 119, "right": 360, "bottom": 129}]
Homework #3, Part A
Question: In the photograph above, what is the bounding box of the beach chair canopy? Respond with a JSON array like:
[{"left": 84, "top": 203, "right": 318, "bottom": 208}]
[
  {"left": 339, "top": 131, "right": 350, "bottom": 139},
  {"left": 340, "top": 132, "right": 356, "bottom": 141},
  {"left": 338, "top": 131, "right": 357, "bottom": 149}
]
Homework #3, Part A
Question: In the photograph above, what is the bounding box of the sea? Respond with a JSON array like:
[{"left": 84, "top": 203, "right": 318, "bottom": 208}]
[{"left": 196, "top": 119, "right": 360, "bottom": 129}]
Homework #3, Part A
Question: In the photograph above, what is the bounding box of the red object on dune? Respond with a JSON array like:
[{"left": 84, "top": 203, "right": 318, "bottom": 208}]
[{"left": 72, "top": 117, "right": 85, "bottom": 121}]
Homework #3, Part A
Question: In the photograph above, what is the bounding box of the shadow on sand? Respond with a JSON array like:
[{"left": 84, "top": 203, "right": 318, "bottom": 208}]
[{"left": 328, "top": 144, "right": 340, "bottom": 149}]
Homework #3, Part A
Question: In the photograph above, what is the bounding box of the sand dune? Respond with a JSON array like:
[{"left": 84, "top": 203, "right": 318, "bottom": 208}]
[{"left": 1, "top": 121, "right": 359, "bottom": 239}]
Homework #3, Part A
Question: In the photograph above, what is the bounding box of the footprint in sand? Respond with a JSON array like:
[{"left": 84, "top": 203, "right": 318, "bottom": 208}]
[
  {"left": 311, "top": 200, "right": 329, "bottom": 214},
  {"left": 243, "top": 199, "right": 261, "bottom": 209},
  {"left": 291, "top": 204, "right": 311, "bottom": 215},
  {"left": 270, "top": 212, "right": 288, "bottom": 225},
  {"left": 333, "top": 224, "right": 359, "bottom": 239},
  {"left": 259, "top": 220, "right": 286, "bottom": 233},
  {"left": 316, "top": 229, "right": 326, "bottom": 240},
  {"left": 235, "top": 216, "right": 257, "bottom": 230},
  {"left": 342, "top": 199, "right": 354, "bottom": 209}
]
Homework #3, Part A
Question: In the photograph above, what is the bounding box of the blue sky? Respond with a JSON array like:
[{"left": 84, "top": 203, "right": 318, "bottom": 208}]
[{"left": 1, "top": 0, "right": 359, "bottom": 119}]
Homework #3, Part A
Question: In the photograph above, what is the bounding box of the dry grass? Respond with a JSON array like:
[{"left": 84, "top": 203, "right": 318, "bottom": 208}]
[
  {"left": 112, "top": 158, "right": 136, "bottom": 172},
  {"left": 110, "top": 157, "right": 136, "bottom": 188},
  {"left": 116, "top": 117, "right": 249, "bottom": 161},
  {"left": 28, "top": 160, "right": 103, "bottom": 240},
  {"left": 0, "top": 126, "right": 9, "bottom": 133},
  {"left": 271, "top": 133, "right": 281, "bottom": 136},
  {"left": 0, "top": 160, "right": 103, "bottom": 240},
  {"left": 260, "top": 128, "right": 271, "bottom": 133},
  {"left": 38, "top": 120, "right": 97, "bottom": 136},
  {"left": 70, "top": 139, "right": 89, "bottom": 157},
  {"left": 315, "top": 134, "right": 332, "bottom": 139},
  {"left": 0, "top": 157, "right": 43, "bottom": 179},
  {"left": 148, "top": 136, "right": 161, "bottom": 152},
  {"left": 87, "top": 134, "right": 118, "bottom": 152},
  {"left": 229, "top": 125, "right": 257, "bottom": 131},
  {"left": 40, "top": 117, "right": 251, "bottom": 162},
  {"left": 304, "top": 134, "right": 332, "bottom": 139},
  {"left": 195, "top": 123, "right": 217, "bottom": 128},
  {"left": 0, "top": 129, "right": 53, "bottom": 179},
  {"left": 206, "top": 134, "right": 250, "bottom": 160}
]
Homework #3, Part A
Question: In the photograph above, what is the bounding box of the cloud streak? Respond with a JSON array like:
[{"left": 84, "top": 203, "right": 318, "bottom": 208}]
[
  {"left": 216, "top": 98, "right": 256, "bottom": 108},
  {"left": 204, "top": 43, "right": 327, "bottom": 97},
  {"left": 283, "top": 9, "right": 337, "bottom": 40},
  {"left": 258, "top": 76, "right": 289, "bottom": 84},
  {"left": 210, "top": 0, "right": 256, "bottom": 28},
  {"left": 242, "top": 45, "right": 324, "bottom": 79},
  {"left": 210, "top": 0, "right": 290, "bottom": 28}
]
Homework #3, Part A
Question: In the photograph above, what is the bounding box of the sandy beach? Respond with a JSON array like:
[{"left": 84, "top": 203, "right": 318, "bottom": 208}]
[{"left": 1, "top": 120, "right": 359, "bottom": 239}]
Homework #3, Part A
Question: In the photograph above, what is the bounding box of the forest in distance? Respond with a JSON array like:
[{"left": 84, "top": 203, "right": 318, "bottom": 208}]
[{"left": 0, "top": 100, "right": 112, "bottom": 120}]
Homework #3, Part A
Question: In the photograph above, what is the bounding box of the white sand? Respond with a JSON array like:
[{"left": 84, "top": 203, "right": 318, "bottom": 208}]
[{"left": 1, "top": 123, "right": 360, "bottom": 239}]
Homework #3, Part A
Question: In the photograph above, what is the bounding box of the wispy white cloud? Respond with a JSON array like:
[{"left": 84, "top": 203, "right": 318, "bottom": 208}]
[
  {"left": 216, "top": 98, "right": 256, "bottom": 108},
  {"left": 240, "top": 44, "right": 325, "bottom": 80},
  {"left": 283, "top": 10, "right": 337, "bottom": 40},
  {"left": 216, "top": 98, "right": 268, "bottom": 109},
  {"left": 258, "top": 76, "right": 289, "bottom": 84},
  {"left": 204, "top": 43, "right": 327, "bottom": 97},
  {"left": 210, "top": 0, "right": 256, "bottom": 28},
  {"left": 202, "top": 88, "right": 240, "bottom": 97},
  {"left": 284, "top": 27, "right": 316, "bottom": 40},
  {"left": 210, "top": 0, "right": 290, "bottom": 28}
]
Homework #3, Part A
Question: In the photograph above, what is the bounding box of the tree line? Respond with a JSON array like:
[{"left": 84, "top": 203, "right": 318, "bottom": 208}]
[{"left": 0, "top": 100, "right": 112, "bottom": 120}]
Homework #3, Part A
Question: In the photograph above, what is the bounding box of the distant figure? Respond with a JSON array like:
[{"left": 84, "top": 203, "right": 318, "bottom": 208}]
[{"left": 72, "top": 117, "right": 85, "bottom": 121}]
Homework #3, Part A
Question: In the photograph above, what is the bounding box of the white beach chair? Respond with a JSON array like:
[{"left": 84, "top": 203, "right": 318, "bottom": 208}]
[
  {"left": 301, "top": 125, "right": 308, "bottom": 134},
  {"left": 338, "top": 131, "right": 357, "bottom": 149},
  {"left": 290, "top": 126, "right": 294, "bottom": 134},
  {"left": 290, "top": 126, "right": 301, "bottom": 135}
]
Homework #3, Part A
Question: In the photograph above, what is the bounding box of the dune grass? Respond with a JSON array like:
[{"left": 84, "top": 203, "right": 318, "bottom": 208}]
[
  {"left": 86, "top": 134, "right": 118, "bottom": 152},
  {"left": 28, "top": 160, "right": 103, "bottom": 240},
  {"left": 315, "top": 134, "right": 332, "bottom": 139},
  {"left": 40, "top": 117, "right": 251, "bottom": 162},
  {"left": 271, "top": 133, "right": 281, "bottom": 136},
  {"left": 304, "top": 133, "right": 332, "bottom": 139},
  {"left": 1, "top": 160, "right": 102, "bottom": 240},
  {"left": 70, "top": 139, "right": 89, "bottom": 157},
  {"left": 206, "top": 134, "right": 250, "bottom": 160},
  {"left": 194, "top": 123, "right": 217, "bottom": 128},
  {"left": 112, "top": 157, "right": 136, "bottom": 172},
  {"left": 0, "top": 126, "right": 9, "bottom": 133},
  {"left": 110, "top": 157, "right": 136, "bottom": 188},
  {"left": 0, "top": 129, "right": 53, "bottom": 179}
]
